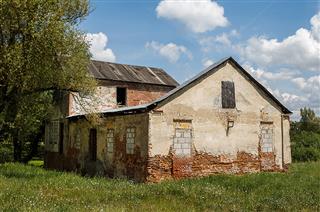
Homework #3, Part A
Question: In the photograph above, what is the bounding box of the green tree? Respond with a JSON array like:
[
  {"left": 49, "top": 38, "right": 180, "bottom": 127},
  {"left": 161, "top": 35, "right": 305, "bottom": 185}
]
[
  {"left": 300, "top": 107, "right": 320, "bottom": 132},
  {"left": 0, "top": 0, "right": 96, "bottom": 162},
  {"left": 291, "top": 108, "right": 320, "bottom": 162}
]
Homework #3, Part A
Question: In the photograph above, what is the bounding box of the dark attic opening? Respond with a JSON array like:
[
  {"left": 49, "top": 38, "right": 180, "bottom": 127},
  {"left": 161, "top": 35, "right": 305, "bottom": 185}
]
[{"left": 117, "top": 87, "right": 127, "bottom": 106}]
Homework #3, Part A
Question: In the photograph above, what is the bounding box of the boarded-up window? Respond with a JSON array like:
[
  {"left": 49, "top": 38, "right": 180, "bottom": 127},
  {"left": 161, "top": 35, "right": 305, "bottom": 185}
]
[
  {"left": 126, "top": 127, "right": 135, "bottom": 154},
  {"left": 173, "top": 128, "right": 192, "bottom": 157},
  {"left": 261, "top": 123, "right": 273, "bottom": 152},
  {"left": 106, "top": 129, "right": 114, "bottom": 154},
  {"left": 89, "top": 129, "right": 97, "bottom": 161},
  {"left": 221, "top": 81, "right": 236, "bottom": 108}
]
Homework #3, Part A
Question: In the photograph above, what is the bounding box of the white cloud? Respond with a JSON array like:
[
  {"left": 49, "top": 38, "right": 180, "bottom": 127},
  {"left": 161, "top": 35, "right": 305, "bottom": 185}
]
[
  {"left": 199, "top": 30, "right": 239, "bottom": 52},
  {"left": 242, "top": 63, "right": 319, "bottom": 119},
  {"left": 271, "top": 88, "right": 308, "bottom": 120},
  {"left": 311, "top": 12, "right": 320, "bottom": 41},
  {"left": 202, "top": 59, "right": 214, "bottom": 67},
  {"left": 243, "top": 64, "right": 298, "bottom": 81},
  {"left": 145, "top": 41, "right": 192, "bottom": 63},
  {"left": 215, "top": 33, "right": 232, "bottom": 46},
  {"left": 292, "top": 75, "right": 320, "bottom": 92},
  {"left": 279, "top": 92, "right": 308, "bottom": 105},
  {"left": 291, "top": 75, "right": 320, "bottom": 111},
  {"left": 85, "top": 32, "right": 116, "bottom": 62},
  {"left": 238, "top": 12, "right": 320, "bottom": 72},
  {"left": 156, "top": 0, "right": 228, "bottom": 33}
]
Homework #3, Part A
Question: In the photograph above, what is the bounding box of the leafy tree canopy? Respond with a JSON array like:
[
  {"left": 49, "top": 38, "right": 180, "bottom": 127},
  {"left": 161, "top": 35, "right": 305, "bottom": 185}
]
[
  {"left": 0, "top": 0, "right": 96, "bottom": 161},
  {"left": 291, "top": 108, "right": 320, "bottom": 162}
]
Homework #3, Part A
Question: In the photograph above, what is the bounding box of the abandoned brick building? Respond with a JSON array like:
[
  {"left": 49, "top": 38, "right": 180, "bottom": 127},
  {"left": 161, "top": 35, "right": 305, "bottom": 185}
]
[{"left": 45, "top": 57, "right": 292, "bottom": 182}]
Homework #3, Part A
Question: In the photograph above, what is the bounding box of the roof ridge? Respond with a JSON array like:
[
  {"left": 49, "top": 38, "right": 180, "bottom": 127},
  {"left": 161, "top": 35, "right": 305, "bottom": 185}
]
[
  {"left": 90, "top": 59, "right": 165, "bottom": 71},
  {"left": 89, "top": 60, "right": 179, "bottom": 87},
  {"left": 68, "top": 57, "right": 291, "bottom": 120},
  {"left": 147, "top": 56, "right": 291, "bottom": 114}
]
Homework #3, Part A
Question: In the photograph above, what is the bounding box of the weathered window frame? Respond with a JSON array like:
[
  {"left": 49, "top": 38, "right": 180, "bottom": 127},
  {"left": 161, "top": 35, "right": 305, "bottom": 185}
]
[
  {"left": 126, "top": 127, "right": 135, "bottom": 154},
  {"left": 45, "top": 120, "right": 60, "bottom": 152},
  {"left": 106, "top": 129, "right": 115, "bottom": 154}
]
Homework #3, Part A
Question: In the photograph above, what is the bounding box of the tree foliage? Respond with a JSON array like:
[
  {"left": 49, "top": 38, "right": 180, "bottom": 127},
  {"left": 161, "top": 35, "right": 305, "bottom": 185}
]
[
  {"left": 291, "top": 107, "right": 320, "bottom": 162},
  {"left": 0, "top": 0, "right": 96, "bottom": 162}
]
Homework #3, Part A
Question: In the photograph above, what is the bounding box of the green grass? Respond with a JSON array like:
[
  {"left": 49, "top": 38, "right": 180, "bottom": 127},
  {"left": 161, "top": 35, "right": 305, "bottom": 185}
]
[
  {"left": 27, "top": 160, "right": 44, "bottom": 167},
  {"left": 0, "top": 162, "right": 319, "bottom": 211}
]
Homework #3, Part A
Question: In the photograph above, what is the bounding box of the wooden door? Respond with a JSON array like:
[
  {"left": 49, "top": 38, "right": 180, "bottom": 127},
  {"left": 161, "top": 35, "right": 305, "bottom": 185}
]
[
  {"left": 89, "top": 128, "right": 97, "bottom": 161},
  {"left": 59, "top": 123, "right": 64, "bottom": 155}
]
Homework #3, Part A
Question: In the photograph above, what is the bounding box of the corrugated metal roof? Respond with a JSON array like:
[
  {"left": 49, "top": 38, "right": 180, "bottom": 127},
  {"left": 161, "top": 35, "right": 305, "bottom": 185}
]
[
  {"left": 67, "top": 57, "right": 291, "bottom": 120},
  {"left": 89, "top": 60, "right": 179, "bottom": 87}
]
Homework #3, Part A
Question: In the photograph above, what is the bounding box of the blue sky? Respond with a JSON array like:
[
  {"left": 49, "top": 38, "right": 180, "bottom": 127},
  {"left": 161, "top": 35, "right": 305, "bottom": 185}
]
[{"left": 80, "top": 0, "right": 320, "bottom": 119}]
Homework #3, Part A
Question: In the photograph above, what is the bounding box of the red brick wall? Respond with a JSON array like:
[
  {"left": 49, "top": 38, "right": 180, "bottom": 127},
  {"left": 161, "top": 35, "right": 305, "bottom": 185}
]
[
  {"left": 127, "top": 88, "right": 168, "bottom": 106},
  {"left": 98, "top": 80, "right": 175, "bottom": 107},
  {"left": 146, "top": 150, "right": 280, "bottom": 183}
]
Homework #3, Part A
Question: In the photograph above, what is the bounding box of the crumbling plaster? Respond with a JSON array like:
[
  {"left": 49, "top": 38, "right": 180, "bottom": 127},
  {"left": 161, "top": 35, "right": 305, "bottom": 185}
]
[
  {"left": 69, "top": 83, "right": 173, "bottom": 116},
  {"left": 66, "top": 113, "right": 149, "bottom": 182},
  {"left": 148, "top": 62, "right": 291, "bottom": 172}
]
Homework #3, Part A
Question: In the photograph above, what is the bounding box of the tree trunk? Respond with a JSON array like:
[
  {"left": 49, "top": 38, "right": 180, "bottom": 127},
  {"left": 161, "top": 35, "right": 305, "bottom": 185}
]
[
  {"left": 13, "top": 136, "right": 22, "bottom": 162},
  {"left": 22, "top": 123, "right": 45, "bottom": 164},
  {"left": 4, "top": 91, "right": 21, "bottom": 162}
]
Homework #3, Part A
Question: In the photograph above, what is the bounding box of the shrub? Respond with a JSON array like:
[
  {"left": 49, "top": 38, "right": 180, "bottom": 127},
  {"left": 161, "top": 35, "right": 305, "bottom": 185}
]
[
  {"left": 0, "top": 141, "right": 13, "bottom": 163},
  {"left": 291, "top": 131, "right": 320, "bottom": 162}
]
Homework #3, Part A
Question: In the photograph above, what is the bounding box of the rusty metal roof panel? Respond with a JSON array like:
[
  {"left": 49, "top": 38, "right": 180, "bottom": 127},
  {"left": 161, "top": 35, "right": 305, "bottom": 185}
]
[{"left": 89, "top": 60, "right": 178, "bottom": 87}]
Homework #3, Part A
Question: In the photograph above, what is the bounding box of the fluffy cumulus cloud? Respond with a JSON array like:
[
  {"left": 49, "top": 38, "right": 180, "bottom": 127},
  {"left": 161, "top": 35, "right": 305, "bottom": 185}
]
[
  {"left": 145, "top": 41, "right": 192, "bottom": 63},
  {"left": 202, "top": 59, "right": 214, "bottom": 67},
  {"left": 292, "top": 75, "right": 320, "bottom": 92},
  {"left": 272, "top": 89, "right": 309, "bottom": 120},
  {"left": 156, "top": 0, "right": 228, "bottom": 33},
  {"left": 243, "top": 64, "right": 298, "bottom": 81},
  {"left": 199, "top": 30, "right": 239, "bottom": 52},
  {"left": 291, "top": 75, "right": 320, "bottom": 109},
  {"left": 238, "top": 12, "right": 320, "bottom": 72},
  {"left": 243, "top": 63, "right": 319, "bottom": 119},
  {"left": 85, "top": 32, "right": 116, "bottom": 62},
  {"left": 311, "top": 12, "right": 320, "bottom": 41}
]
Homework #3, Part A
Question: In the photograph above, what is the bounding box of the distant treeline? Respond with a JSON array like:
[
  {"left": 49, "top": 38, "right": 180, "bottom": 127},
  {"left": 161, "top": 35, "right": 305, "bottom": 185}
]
[{"left": 291, "top": 107, "right": 320, "bottom": 162}]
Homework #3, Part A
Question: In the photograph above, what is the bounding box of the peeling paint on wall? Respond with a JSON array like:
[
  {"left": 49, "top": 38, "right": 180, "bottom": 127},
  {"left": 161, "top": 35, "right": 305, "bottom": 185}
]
[{"left": 45, "top": 61, "right": 291, "bottom": 183}]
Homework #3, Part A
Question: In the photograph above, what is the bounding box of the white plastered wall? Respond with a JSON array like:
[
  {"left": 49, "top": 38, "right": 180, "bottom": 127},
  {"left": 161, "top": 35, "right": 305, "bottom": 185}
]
[{"left": 148, "top": 62, "right": 291, "bottom": 168}]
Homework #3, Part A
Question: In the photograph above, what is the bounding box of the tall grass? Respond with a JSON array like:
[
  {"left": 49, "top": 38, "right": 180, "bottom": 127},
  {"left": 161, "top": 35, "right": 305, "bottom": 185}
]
[{"left": 0, "top": 162, "right": 319, "bottom": 211}]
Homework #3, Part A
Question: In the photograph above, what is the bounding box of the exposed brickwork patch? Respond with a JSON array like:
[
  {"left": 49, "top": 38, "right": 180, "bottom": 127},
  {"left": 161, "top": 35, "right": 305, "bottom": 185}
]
[{"left": 147, "top": 150, "right": 279, "bottom": 183}]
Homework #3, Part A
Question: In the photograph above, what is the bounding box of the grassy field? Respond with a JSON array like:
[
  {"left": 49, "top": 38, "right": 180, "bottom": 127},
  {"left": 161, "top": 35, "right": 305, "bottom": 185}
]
[{"left": 0, "top": 162, "right": 319, "bottom": 211}]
